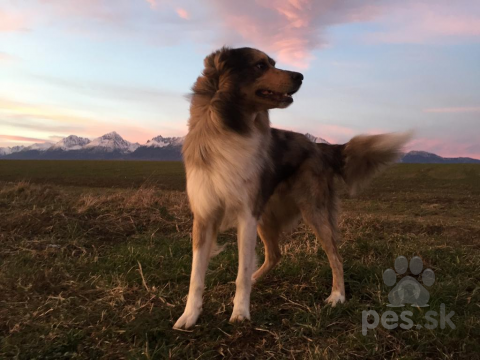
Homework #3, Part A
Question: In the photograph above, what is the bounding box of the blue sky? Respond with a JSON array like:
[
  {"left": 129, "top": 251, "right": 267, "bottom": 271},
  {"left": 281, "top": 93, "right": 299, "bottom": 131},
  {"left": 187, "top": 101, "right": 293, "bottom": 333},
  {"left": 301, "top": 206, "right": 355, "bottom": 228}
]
[{"left": 1, "top": 0, "right": 479, "bottom": 157}]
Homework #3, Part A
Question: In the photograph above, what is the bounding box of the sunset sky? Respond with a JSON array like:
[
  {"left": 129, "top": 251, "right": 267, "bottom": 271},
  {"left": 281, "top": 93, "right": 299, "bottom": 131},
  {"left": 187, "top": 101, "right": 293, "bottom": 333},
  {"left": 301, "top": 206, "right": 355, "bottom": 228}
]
[{"left": 1, "top": 0, "right": 479, "bottom": 157}]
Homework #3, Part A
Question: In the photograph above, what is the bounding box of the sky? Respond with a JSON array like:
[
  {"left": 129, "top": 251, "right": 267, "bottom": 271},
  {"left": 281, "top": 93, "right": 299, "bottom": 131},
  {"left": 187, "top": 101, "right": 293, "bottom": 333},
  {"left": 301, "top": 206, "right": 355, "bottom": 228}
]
[{"left": 0, "top": 0, "right": 479, "bottom": 158}]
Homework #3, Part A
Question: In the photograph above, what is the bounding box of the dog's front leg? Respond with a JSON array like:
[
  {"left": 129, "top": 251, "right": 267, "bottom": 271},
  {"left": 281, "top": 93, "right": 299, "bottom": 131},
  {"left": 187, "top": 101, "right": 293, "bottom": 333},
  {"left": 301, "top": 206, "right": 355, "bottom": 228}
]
[
  {"left": 174, "top": 218, "right": 216, "bottom": 329},
  {"left": 230, "top": 213, "right": 257, "bottom": 323}
]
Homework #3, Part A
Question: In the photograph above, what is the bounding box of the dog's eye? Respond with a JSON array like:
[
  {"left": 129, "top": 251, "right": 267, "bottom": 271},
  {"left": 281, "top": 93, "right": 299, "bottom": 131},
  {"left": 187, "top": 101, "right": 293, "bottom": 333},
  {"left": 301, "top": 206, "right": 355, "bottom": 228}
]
[{"left": 256, "top": 62, "right": 267, "bottom": 70}]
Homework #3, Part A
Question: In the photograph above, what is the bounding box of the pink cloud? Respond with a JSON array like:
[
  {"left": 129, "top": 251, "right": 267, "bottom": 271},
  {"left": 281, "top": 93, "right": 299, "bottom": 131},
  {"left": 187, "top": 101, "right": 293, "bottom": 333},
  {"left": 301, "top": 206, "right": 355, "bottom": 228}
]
[
  {"left": 0, "top": 95, "right": 187, "bottom": 147},
  {"left": 423, "top": 107, "right": 480, "bottom": 114},
  {"left": 365, "top": 2, "right": 480, "bottom": 44},
  {"left": 49, "top": 135, "right": 66, "bottom": 142},
  {"left": 423, "top": 14, "right": 480, "bottom": 37},
  {"left": 176, "top": 8, "right": 189, "bottom": 20},
  {"left": 4, "top": 1, "right": 478, "bottom": 70},
  {"left": 0, "top": 9, "right": 28, "bottom": 32},
  {"left": 0, "top": 135, "right": 48, "bottom": 143},
  {"left": 0, "top": 97, "right": 100, "bottom": 125},
  {"left": 212, "top": 0, "right": 380, "bottom": 69}
]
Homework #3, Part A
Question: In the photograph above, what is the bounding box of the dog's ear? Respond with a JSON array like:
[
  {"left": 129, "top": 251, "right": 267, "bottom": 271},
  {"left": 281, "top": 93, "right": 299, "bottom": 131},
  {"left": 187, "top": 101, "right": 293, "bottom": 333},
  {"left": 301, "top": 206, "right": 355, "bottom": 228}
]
[
  {"left": 192, "top": 47, "right": 232, "bottom": 97},
  {"left": 203, "top": 47, "right": 231, "bottom": 80},
  {"left": 192, "top": 47, "right": 231, "bottom": 96}
]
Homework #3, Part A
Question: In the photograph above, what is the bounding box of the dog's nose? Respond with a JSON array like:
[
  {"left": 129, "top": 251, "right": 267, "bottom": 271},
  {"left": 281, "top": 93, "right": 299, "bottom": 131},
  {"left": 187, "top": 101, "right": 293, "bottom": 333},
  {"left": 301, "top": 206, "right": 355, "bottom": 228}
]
[{"left": 291, "top": 72, "right": 304, "bottom": 81}]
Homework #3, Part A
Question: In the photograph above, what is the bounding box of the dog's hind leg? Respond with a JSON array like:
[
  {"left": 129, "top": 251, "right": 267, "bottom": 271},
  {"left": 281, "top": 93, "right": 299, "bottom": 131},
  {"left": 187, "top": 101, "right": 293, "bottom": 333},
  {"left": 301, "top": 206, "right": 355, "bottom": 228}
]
[
  {"left": 230, "top": 213, "right": 258, "bottom": 323},
  {"left": 301, "top": 206, "right": 345, "bottom": 306},
  {"left": 252, "top": 220, "right": 281, "bottom": 282},
  {"left": 173, "top": 217, "right": 217, "bottom": 329}
]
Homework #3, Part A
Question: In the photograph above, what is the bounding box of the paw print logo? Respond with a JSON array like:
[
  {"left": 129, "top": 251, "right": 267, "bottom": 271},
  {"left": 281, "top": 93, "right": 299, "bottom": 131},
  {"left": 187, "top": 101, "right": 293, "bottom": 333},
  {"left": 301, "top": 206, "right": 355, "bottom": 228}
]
[{"left": 383, "top": 256, "right": 435, "bottom": 307}]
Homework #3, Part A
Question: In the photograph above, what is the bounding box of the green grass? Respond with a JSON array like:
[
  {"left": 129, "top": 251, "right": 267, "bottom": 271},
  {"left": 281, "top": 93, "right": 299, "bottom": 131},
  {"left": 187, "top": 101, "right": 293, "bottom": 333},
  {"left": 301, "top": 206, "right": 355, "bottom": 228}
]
[{"left": 0, "top": 161, "right": 479, "bottom": 359}]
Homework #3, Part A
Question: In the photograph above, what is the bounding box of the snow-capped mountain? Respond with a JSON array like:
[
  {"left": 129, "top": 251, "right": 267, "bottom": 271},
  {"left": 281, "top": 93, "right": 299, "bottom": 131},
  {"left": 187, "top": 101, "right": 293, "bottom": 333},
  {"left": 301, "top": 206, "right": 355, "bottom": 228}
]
[
  {"left": 1, "top": 132, "right": 479, "bottom": 163},
  {"left": 129, "top": 134, "right": 184, "bottom": 160},
  {"left": 84, "top": 131, "right": 139, "bottom": 153},
  {"left": 12, "top": 145, "right": 26, "bottom": 153},
  {"left": 26, "top": 142, "right": 54, "bottom": 151},
  {"left": 0, "top": 147, "right": 12, "bottom": 156},
  {"left": 0, "top": 145, "right": 25, "bottom": 155},
  {"left": 145, "top": 135, "right": 185, "bottom": 148},
  {"left": 0, "top": 143, "right": 52, "bottom": 154},
  {"left": 304, "top": 133, "right": 330, "bottom": 144},
  {"left": 51, "top": 135, "right": 91, "bottom": 151},
  {"left": 0, "top": 131, "right": 184, "bottom": 160}
]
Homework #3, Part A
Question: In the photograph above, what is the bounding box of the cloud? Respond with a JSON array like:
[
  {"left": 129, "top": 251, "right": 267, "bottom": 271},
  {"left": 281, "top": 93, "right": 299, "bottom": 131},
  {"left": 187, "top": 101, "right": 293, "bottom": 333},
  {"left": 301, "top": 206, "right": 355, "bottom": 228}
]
[
  {"left": 365, "top": 2, "right": 480, "bottom": 44},
  {"left": 0, "top": 9, "right": 29, "bottom": 32},
  {"left": 207, "top": 1, "right": 480, "bottom": 67},
  {"left": 1, "top": 117, "right": 84, "bottom": 134},
  {"left": 210, "top": 0, "right": 381, "bottom": 69},
  {"left": 0, "top": 97, "right": 99, "bottom": 125},
  {"left": 423, "top": 107, "right": 480, "bottom": 113},
  {"left": 0, "top": 96, "right": 187, "bottom": 147},
  {"left": 0, "top": 1, "right": 208, "bottom": 48},
  {"left": 0, "top": 135, "right": 48, "bottom": 143},
  {"left": 4, "top": 1, "right": 479, "bottom": 70},
  {"left": 176, "top": 8, "right": 189, "bottom": 19},
  {"left": 32, "top": 73, "right": 184, "bottom": 102},
  {"left": 49, "top": 135, "right": 67, "bottom": 142}
]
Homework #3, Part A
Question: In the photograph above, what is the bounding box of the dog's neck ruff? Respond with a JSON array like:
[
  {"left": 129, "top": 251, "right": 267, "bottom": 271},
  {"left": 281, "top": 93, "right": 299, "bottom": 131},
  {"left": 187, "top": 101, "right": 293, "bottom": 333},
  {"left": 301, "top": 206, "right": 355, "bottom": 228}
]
[{"left": 183, "top": 92, "right": 270, "bottom": 167}]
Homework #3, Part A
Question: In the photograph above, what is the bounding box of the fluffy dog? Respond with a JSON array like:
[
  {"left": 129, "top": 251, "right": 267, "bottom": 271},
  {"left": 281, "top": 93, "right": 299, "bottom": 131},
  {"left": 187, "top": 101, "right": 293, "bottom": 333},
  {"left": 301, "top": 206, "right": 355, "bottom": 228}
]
[{"left": 174, "top": 47, "right": 411, "bottom": 329}]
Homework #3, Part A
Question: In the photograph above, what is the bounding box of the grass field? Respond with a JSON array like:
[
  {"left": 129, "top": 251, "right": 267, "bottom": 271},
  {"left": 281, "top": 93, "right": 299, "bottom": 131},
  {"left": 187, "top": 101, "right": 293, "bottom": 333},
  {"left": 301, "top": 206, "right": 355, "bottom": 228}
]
[
  {"left": 0, "top": 160, "right": 186, "bottom": 191},
  {"left": 1, "top": 160, "right": 479, "bottom": 359}
]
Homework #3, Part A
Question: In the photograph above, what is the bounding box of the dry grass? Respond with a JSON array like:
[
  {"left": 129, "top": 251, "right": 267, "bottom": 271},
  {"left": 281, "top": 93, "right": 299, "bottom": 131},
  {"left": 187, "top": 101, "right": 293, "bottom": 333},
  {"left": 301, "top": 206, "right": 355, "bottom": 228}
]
[{"left": 0, "top": 163, "right": 479, "bottom": 359}]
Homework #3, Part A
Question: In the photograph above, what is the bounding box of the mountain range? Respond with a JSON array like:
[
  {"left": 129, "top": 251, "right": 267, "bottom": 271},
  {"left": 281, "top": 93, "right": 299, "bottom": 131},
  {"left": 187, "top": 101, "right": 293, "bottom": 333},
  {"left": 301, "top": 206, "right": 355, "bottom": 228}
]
[
  {"left": 399, "top": 151, "right": 480, "bottom": 164},
  {"left": 0, "top": 132, "right": 184, "bottom": 160},
  {"left": 1, "top": 131, "right": 479, "bottom": 164}
]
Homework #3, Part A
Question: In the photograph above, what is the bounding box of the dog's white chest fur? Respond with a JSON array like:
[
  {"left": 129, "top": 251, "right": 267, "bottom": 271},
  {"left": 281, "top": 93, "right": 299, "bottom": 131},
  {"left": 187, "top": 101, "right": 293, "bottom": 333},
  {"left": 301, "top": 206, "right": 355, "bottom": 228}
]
[{"left": 186, "top": 132, "right": 264, "bottom": 229}]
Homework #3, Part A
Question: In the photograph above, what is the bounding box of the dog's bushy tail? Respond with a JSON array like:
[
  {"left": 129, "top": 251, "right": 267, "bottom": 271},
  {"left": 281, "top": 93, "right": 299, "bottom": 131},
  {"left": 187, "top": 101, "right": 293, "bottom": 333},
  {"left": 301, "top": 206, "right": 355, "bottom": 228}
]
[{"left": 341, "top": 131, "right": 413, "bottom": 195}]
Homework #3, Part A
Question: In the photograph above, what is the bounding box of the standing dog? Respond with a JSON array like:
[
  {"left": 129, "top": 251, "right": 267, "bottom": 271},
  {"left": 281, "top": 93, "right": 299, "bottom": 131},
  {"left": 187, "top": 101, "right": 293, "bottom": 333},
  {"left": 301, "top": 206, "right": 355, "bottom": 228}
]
[{"left": 174, "top": 47, "right": 411, "bottom": 329}]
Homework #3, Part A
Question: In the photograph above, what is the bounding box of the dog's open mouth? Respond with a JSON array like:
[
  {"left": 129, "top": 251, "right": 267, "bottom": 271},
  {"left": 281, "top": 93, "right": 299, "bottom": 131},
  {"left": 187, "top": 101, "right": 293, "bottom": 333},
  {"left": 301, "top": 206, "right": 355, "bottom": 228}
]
[{"left": 256, "top": 89, "right": 297, "bottom": 103}]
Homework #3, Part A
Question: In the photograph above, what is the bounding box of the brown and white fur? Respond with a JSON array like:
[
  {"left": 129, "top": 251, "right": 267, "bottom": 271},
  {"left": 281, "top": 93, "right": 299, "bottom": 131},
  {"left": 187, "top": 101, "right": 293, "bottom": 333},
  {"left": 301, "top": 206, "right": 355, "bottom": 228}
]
[{"left": 174, "top": 47, "right": 411, "bottom": 329}]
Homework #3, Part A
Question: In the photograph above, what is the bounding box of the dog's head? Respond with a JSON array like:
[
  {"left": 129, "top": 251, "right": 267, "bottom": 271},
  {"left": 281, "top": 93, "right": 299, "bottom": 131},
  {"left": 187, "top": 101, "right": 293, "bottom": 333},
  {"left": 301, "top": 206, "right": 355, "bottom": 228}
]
[{"left": 195, "top": 47, "right": 303, "bottom": 110}]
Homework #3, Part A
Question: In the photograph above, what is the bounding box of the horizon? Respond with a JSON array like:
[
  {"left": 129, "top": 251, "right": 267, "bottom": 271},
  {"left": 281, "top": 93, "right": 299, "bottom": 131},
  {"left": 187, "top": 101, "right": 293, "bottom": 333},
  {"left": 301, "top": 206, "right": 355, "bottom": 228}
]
[
  {"left": 1, "top": 1, "right": 480, "bottom": 158},
  {"left": 2, "top": 129, "right": 479, "bottom": 160}
]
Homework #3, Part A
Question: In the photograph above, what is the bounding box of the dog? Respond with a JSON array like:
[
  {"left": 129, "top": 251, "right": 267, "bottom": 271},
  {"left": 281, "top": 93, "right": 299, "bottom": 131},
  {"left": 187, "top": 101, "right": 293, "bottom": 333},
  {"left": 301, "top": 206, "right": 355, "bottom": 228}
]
[{"left": 174, "top": 47, "right": 411, "bottom": 329}]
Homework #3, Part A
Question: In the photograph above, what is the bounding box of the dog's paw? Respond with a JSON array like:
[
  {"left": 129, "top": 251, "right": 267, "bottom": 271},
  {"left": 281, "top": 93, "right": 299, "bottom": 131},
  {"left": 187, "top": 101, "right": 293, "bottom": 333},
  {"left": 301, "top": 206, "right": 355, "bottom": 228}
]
[
  {"left": 325, "top": 291, "right": 346, "bottom": 307},
  {"left": 173, "top": 310, "right": 201, "bottom": 330},
  {"left": 229, "top": 308, "right": 250, "bottom": 323}
]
